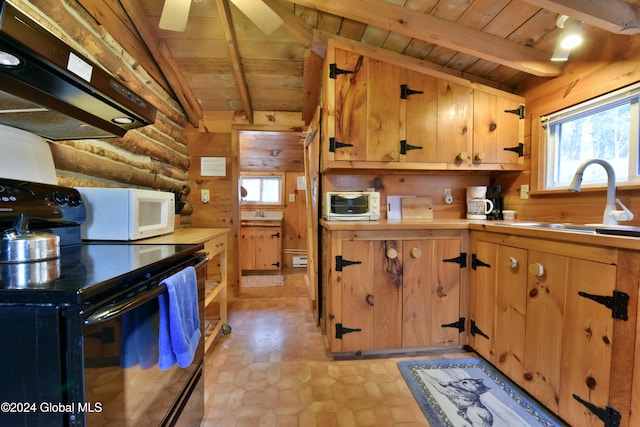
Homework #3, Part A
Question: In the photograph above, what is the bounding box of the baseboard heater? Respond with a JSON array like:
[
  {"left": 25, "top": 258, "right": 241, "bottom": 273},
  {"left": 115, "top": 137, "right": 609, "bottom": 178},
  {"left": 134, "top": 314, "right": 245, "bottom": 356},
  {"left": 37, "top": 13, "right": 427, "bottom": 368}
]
[{"left": 293, "top": 256, "right": 307, "bottom": 267}]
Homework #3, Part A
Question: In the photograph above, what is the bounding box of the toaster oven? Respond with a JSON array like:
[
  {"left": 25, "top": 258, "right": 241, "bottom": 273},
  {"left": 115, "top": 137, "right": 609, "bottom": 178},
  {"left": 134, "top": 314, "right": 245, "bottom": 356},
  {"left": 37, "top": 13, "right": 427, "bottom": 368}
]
[{"left": 323, "top": 191, "right": 380, "bottom": 221}]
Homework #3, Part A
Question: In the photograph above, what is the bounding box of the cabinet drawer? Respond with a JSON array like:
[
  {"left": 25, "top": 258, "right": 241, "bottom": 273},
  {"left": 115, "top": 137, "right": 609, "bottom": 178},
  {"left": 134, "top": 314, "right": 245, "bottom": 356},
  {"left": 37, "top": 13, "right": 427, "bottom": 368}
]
[{"left": 205, "top": 233, "right": 226, "bottom": 257}]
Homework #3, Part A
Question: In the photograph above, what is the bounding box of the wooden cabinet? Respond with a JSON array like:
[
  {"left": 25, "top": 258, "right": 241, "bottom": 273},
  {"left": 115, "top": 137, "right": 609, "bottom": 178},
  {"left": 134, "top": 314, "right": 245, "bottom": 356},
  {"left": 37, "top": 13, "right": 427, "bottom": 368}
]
[
  {"left": 470, "top": 231, "right": 627, "bottom": 426},
  {"left": 202, "top": 231, "right": 230, "bottom": 352},
  {"left": 324, "top": 228, "right": 466, "bottom": 353},
  {"left": 330, "top": 50, "right": 401, "bottom": 163},
  {"left": 472, "top": 90, "right": 525, "bottom": 166},
  {"left": 240, "top": 223, "right": 282, "bottom": 271},
  {"left": 321, "top": 40, "right": 524, "bottom": 172}
]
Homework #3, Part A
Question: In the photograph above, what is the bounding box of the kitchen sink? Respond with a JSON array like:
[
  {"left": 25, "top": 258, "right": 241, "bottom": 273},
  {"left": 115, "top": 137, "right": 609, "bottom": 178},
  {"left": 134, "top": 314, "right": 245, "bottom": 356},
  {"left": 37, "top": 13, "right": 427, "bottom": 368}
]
[
  {"left": 501, "top": 221, "right": 640, "bottom": 236},
  {"left": 240, "top": 211, "right": 284, "bottom": 221}
]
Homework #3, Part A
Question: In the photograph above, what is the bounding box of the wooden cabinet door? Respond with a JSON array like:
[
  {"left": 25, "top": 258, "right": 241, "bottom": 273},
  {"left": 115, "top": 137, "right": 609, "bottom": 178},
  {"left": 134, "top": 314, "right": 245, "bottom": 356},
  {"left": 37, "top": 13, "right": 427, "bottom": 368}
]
[
  {"left": 473, "top": 90, "right": 524, "bottom": 165},
  {"left": 254, "top": 227, "right": 281, "bottom": 270},
  {"left": 367, "top": 59, "right": 402, "bottom": 162},
  {"left": 333, "top": 49, "right": 367, "bottom": 162},
  {"left": 524, "top": 250, "right": 567, "bottom": 413},
  {"left": 338, "top": 239, "right": 376, "bottom": 352},
  {"left": 559, "top": 258, "right": 615, "bottom": 427},
  {"left": 402, "top": 70, "right": 438, "bottom": 163},
  {"left": 403, "top": 238, "right": 461, "bottom": 348},
  {"left": 494, "top": 244, "right": 527, "bottom": 385},
  {"left": 373, "top": 240, "right": 403, "bottom": 349},
  {"left": 436, "top": 80, "right": 472, "bottom": 163},
  {"left": 331, "top": 49, "right": 401, "bottom": 163},
  {"left": 337, "top": 239, "right": 404, "bottom": 352},
  {"left": 239, "top": 227, "right": 255, "bottom": 270},
  {"left": 470, "top": 240, "right": 497, "bottom": 361}
]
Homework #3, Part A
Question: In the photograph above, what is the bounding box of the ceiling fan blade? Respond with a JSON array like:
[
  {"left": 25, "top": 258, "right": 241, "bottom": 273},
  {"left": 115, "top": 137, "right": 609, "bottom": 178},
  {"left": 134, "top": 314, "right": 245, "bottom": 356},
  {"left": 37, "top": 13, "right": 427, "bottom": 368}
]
[
  {"left": 159, "top": 0, "right": 192, "bottom": 32},
  {"left": 229, "top": 0, "right": 284, "bottom": 35}
]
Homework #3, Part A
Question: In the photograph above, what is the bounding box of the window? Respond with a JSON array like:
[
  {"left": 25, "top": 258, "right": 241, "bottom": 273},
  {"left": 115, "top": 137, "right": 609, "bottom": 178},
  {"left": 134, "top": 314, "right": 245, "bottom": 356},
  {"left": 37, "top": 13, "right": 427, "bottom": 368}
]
[
  {"left": 543, "top": 83, "right": 640, "bottom": 190},
  {"left": 240, "top": 173, "right": 284, "bottom": 205}
]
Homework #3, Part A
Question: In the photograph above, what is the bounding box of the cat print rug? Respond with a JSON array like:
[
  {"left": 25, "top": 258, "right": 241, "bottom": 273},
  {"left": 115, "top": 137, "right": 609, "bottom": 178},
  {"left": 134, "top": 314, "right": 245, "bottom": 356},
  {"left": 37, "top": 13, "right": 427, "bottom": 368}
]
[{"left": 398, "top": 357, "right": 567, "bottom": 427}]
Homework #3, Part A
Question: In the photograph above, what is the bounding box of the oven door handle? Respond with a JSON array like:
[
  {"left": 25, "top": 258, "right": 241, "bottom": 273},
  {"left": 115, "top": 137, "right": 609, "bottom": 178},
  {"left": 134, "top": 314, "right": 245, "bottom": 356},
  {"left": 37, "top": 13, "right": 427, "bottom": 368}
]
[{"left": 84, "top": 284, "right": 166, "bottom": 325}]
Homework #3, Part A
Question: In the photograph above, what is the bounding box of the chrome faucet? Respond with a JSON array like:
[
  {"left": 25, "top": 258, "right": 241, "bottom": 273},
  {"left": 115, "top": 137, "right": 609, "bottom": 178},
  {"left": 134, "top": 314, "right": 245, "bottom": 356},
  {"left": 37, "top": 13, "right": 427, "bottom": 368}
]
[{"left": 568, "top": 158, "right": 634, "bottom": 225}]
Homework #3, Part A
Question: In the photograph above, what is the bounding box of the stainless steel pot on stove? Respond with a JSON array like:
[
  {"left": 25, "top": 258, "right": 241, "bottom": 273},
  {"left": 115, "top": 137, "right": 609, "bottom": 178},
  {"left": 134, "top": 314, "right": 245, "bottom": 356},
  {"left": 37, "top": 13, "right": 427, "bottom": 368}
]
[{"left": 0, "top": 214, "right": 60, "bottom": 263}]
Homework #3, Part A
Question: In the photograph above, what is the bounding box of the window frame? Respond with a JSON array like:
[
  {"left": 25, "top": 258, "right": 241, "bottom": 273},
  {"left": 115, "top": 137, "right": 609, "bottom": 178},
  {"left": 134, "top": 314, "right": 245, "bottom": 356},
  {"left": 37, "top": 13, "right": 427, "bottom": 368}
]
[
  {"left": 541, "top": 82, "right": 640, "bottom": 192},
  {"left": 239, "top": 171, "right": 285, "bottom": 207}
]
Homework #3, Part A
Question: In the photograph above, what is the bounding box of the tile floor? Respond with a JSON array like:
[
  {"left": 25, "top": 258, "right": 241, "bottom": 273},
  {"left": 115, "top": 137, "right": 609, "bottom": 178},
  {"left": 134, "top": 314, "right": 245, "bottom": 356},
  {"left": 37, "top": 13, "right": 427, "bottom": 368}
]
[{"left": 202, "top": 273, "right": 471, "bottom": 426}]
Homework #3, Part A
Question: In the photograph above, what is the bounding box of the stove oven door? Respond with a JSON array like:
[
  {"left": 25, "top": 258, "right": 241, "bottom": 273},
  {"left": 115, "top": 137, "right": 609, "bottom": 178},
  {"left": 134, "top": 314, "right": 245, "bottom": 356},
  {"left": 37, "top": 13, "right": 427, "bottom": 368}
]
[{"left": 70, "top": 257, "right": 206, "bottom": 426}]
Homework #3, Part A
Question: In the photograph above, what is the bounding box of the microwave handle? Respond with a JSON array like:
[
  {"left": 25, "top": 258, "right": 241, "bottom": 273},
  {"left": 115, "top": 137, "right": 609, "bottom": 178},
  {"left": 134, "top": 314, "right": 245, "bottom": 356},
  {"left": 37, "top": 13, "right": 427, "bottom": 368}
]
[{"left": 84, "top": 284, "right": 166, "bottom": 325}]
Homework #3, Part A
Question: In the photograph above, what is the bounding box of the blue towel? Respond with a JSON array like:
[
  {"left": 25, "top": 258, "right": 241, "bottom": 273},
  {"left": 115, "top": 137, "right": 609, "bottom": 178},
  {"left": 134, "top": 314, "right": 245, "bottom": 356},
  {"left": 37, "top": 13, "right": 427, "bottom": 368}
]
[{"left": 158, "top": 266, "right": 201, "bottom": 370}]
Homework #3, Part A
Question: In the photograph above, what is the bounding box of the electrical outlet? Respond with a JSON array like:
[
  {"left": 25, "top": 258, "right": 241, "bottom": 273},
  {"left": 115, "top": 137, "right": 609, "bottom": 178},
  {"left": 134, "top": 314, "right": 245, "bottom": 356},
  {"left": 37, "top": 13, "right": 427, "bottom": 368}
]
[
  {"left": 289, "top": 193, "right": 295, "bottom": 202},
  {"left": 520, "top": 184, "right": 529, "bottom": 200},
  {"left": 201, "top": 189, "right": 210, "bottom": 203}
]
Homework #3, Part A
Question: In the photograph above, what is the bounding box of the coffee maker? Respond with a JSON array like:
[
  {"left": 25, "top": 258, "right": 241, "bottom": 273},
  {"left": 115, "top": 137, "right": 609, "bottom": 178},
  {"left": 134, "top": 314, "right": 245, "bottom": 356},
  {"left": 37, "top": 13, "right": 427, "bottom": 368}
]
[{"left": 486, "top": 182, "right": 504, "bottom": 220}]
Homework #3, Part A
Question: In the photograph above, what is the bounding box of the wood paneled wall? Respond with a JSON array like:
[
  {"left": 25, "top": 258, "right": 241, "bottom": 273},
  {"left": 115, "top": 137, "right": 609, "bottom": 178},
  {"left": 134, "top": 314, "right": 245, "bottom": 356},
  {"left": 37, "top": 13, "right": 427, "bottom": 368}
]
[
  {"left": 504, "top": 38, "right": 640, "bottom": 226},
  {"left": 187, "top": 130, "right": 238, "bottom": 291},
  {"left": 323, "top": 172, "right": 503, "bottom": 219}
]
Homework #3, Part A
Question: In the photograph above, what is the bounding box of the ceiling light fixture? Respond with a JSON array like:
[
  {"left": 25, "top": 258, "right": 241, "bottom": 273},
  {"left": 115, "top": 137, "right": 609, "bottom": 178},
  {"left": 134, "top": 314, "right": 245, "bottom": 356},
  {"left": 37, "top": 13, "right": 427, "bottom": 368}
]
[{"left": 551, "top": 15, "right": 583, "bottom": 62}]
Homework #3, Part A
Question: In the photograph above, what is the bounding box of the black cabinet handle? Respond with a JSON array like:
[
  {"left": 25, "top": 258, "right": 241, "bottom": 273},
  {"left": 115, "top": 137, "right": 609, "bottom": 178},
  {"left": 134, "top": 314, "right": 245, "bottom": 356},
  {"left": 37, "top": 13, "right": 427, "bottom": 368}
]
[{"left": 271, "top": 232, "right": 280, "bottom": 238}]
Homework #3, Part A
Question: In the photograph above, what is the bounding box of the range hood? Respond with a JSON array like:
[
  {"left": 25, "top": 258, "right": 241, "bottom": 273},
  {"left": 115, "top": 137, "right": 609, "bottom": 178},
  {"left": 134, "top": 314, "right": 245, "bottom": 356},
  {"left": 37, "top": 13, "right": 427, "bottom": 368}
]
[{"left": 0, "top": 1, "right": 157, "bottom": 140}]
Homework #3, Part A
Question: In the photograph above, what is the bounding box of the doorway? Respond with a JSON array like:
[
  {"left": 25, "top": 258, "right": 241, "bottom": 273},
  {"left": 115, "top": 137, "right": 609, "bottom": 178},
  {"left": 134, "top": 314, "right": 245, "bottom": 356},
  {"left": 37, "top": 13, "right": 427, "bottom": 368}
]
[{"left": 237, "top": 130, "right": 308, "bottom": 296}]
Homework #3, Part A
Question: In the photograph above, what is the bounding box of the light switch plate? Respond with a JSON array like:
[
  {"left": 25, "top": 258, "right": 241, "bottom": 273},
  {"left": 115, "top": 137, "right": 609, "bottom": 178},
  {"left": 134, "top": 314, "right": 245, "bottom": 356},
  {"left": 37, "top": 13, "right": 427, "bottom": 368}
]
[{"left": 520, "top": 184, "right": 529, "bottom": 200}]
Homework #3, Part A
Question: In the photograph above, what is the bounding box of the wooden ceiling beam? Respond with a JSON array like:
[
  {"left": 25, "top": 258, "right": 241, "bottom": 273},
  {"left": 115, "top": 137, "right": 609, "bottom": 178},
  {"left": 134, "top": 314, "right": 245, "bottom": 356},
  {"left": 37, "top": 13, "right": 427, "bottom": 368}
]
[
  {"left": 216, "top": 0, "right": 254, "bottom": 124},
  {"left": 521, "top": 0, "right": 640, "bottom": 35},
  {"left": 119, "top": 0, "right": 202, "bottom": 127},
  {"left": 287, "top": 0, "right": 562, "bottom": 77},
  {"left": 263, "top": 0, "right": 313, "bottom": 44}
]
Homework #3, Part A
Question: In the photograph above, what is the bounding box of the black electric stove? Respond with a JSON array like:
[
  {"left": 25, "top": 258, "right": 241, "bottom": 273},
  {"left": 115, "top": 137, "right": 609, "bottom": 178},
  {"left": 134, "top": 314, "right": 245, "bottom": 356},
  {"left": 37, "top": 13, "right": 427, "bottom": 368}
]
[
  {"left": 0, "top": 242, "right": 202, "bottom": 303},
  {"left": 0, "top": 178, "right": 206, "bottom": 426}
]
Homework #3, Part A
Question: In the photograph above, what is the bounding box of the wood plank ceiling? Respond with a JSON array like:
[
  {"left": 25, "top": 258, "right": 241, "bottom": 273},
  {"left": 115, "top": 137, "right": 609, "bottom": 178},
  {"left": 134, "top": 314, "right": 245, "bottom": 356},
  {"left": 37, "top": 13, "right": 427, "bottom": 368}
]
[{"left": 104, "top": 0, "right": 640, "bottom": 127}]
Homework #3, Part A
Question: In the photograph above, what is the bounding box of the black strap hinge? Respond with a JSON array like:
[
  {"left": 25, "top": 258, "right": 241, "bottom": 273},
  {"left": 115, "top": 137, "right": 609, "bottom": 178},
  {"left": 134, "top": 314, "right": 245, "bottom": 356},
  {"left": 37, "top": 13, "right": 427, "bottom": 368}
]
[
  {"left": 329, "top": 63, "right": 354, "bottom": 79},
  {"left": 329, "top": 137, "right": 354, "bottom": 152},
  {"left": 400, "top": 84, "right": 424, "bottom": 99},
  {"left": 335, "top": 323, "right": 362, "bottom": 339},
  {"left": 573, "top": 394, "right": 621, "bottom": 427},
  {"left": 470, "top": 320, "right": 489, "bottom": 339},
  {"left": 503, "top": 142, "right": 524, "bottom": 157},
  {"left": 471, "top": 254, "right": 491, "bottom": 270},
  {"left": 335, "top": 256, "right": 362, "bottom": 272},
  {"left": 442, "top": 317, "right": 465, "bottom": 333},
  {"left": 578, "top": 290, "right": 629, "bottom": 321},
  {"left": 504, "top": 105, "right": 525, "bottom": 119},
  {"left": 443, "top": 252, "right": 467, "bottom": 268},
  {"left": 400, "top": 140, "right": 423, "bottom": 155}
]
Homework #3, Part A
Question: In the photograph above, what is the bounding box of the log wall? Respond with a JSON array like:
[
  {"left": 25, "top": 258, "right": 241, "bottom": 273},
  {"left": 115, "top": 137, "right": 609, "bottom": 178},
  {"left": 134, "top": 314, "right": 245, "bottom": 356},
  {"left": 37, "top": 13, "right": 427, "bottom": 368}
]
[{"left": 12, "top": 1, "right": 192, "bottom": 220}]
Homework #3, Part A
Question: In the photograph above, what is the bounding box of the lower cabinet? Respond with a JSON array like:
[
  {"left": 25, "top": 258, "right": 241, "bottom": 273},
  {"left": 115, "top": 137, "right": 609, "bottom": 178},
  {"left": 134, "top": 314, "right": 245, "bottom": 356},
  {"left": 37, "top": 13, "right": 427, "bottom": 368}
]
[
  {"left": 324, "top": 229, "right": 467, "bottom": 353},
  {"left": 240, "top": 224, "right": 282, "bottom": 271},
  {"left": 470, "top": 231, "right": 632, "bottom": 427}
]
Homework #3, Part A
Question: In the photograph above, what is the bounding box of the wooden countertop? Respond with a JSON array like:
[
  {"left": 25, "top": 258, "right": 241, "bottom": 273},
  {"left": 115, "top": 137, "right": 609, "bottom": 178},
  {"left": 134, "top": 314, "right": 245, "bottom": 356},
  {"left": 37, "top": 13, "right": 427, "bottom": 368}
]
[
  {"left": 138, "top": 228, "right": 229, "bottom": 245},
  {"left": 321, "top": 219, "right": 640, "bottom": 250},
  {"left": 320, "top": 218, "right": 471, "bottom": 231}
]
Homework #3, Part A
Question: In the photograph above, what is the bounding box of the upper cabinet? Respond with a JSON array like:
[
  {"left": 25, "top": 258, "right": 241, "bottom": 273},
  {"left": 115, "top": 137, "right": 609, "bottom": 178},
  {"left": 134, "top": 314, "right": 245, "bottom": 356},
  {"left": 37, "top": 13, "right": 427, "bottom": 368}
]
[{"left": 321, "top": 41, "right": 525, "bottom": 172}]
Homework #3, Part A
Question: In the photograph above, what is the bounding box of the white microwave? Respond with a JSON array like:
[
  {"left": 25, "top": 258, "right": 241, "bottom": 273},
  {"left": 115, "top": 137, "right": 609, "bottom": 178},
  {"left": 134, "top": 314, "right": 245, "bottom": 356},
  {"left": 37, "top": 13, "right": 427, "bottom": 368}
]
[
  {"left": 323, "top": 191, "right": 380, "bottom": 221},
  {"left": 76, "top": 187, "right": 175, "bottom": 240}
]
